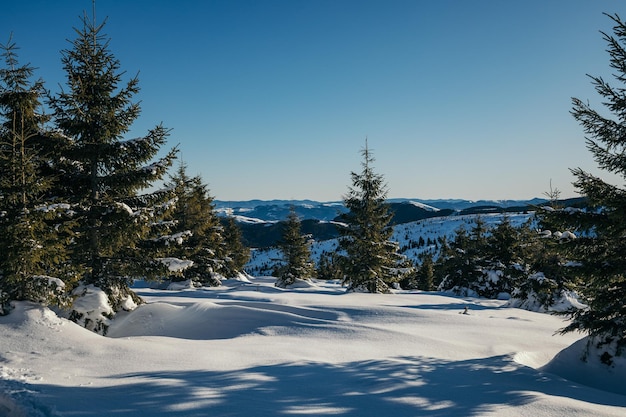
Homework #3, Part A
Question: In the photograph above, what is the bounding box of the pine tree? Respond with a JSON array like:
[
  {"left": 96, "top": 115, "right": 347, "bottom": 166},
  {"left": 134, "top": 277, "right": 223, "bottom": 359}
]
[
  {"left": 436, "top": 224, "right": 478, "bottom": 295},
  {"left": 0, "top": 37, "right": 71, "bottom": 313},
  {"left": 47, "top": 14, "right": 177, "bottom": 320},
  {"left": 417, "top": 253, "right": 435, "bottom": 291},
  {"left": 162, "top": 163, "right": 225, "bottom": 286},
  {"left": 275, "top": 207, "right": 316, "bottom": 288},
  {"left": 221, "top": 216, "right": 250, "bottom": 277},
  {"left": 548, "top": 13, "right": 626, "bottom": 361},
  {"left": 437, "top": 217, "right": 532, "bottom": 299},
  {"left": 316, "top": 250, "right": 342, "bottom": 281},
  {"left": 338, "top": 142, "right": 410, "bottom": 293}
]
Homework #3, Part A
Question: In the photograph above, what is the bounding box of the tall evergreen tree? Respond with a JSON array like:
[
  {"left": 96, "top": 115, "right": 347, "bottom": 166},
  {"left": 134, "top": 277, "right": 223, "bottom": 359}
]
[
  {"left": 547, "top": 13, "right": 626, "bottom": 361},
  {"left": 275, "top": 207, "right": 316, "bottom": 288},
  {"left": 0, "top": 37, "right": 71, "bottom": 313},
  {"left": 47, "top": 14, "right": 177, "bottom": 316},
  {"left": 338, "top": 142, "right": 409, "bottom": 293},
  {"left": 162, "top": 163, "right": 225, "bottom": 286}
]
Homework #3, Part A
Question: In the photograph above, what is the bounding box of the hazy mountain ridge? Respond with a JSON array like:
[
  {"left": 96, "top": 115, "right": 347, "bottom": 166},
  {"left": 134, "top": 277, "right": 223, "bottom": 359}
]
[
  {"left": 215, "top": 197, "right": 558, "bottom": 223},
  {"left": 217, "top": 198, "right": 569, "bottom": 248}
]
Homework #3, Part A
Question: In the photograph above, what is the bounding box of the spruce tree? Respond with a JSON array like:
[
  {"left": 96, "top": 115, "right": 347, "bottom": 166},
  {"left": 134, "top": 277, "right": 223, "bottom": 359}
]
[
  {"left": 316, "top": 250, "right": 342, "bottom": 281},
  {"left": 0, "top": 37, "right": 71, "bottom": 313},
  {"left": 162, "top": 163, "right": 225, "bottom": 286},
  {"left": 548, "top": 13, "right": 626, "bottom": 361},
  {"left": 436, "top": 224, "right": 478, "bottom": 295},
  {"left": 338, "top": 142, "right": 409, "bottom": 293},
  {"left": 47, "top": 14, "right": 177, "bottom": 318},
  {"left": 221, "top": 216, "right": 250, "bottom": 278},
  {"left": 437, "top": 218, "right": 533, "bottom": 299},
  {"left": 417, "top": 253, "right": 435, "bottom": 291},
  {"left": 275, "top": 207, "right": 316, "bottom": 288}
]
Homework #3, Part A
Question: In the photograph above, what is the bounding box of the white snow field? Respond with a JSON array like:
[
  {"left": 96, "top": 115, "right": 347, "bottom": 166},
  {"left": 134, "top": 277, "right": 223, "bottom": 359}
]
[{"left": 1, "top": 277, "right": 625, "bottom": 416}]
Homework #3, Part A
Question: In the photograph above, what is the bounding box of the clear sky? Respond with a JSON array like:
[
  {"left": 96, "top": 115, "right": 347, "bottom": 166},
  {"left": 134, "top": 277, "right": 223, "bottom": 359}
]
[{"left": 1, "top": 0, "right": 623, "bottom": 201}]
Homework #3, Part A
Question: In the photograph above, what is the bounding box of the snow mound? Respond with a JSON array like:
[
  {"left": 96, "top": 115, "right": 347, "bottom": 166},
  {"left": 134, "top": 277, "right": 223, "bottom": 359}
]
[
  {"left": 107, "top": 300, "right": 342, "bottom": 340},
  {"left": 541, "top": 337, "right": 626, "bottom": 396},
  {"left": 507, "top": 289, "right": 586, "bottom": 313},
  {"left": 1, "top": 280, "right": 625, "bottom": 416}
]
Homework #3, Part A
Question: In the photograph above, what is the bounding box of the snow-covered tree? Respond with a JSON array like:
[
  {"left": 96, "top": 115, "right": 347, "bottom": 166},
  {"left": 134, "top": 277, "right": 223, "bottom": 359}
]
[
  {"left": 0, "top": 37, "right": 72, "bottom": 313},
  {"left": 47, "top": 14, "right": 177, "bottom": 324},
  {"left": 161, "top": 163, "right": 225, "bottom": 286},
  {"left": 546, "top": 13, "right": 626, "bottom": 362},
  {"left": 338, "top": 142, "right": 410, "bottom": 293},
  {"left": 437, "top": 217, "right": 538, "bottom": 299},
  {"left": 275, "top": 207, "right": 315, "bottom": 288}
]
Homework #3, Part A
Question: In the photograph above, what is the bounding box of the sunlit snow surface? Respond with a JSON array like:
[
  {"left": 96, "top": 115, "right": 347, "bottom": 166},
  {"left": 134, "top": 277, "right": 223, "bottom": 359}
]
[{"left": 1, "top": 277, "right": 625, "bottom": 416}]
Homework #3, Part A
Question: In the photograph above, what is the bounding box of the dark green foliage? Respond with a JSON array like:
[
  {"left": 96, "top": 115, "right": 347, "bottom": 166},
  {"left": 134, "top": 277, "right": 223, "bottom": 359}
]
[
  {"left": 0, "top": 37, "right": 72, "bottom": 312},
  {"left": 417, "top": 253, "right": 435, "bottom": 291},
  {"left": 316, "top": 250, "right": 343, "bottom": 281},
  {"left": 545, "top": 13, "right": 626, "bottom": 358},
  {"left": 275, "top": 208, "right": 316, "bottom": 287},
  {"left": 47, "top": 15, "right": 177, "bottom": 312},
  {"left": 338, "top": 143, "right": 411, "bottom": 293},
  {"left": 161, "top": 163, "right": 226, "bottom": 286},
  {"left": 221, "top": 217, "right": 250, "bottom": 277},
  {"left": 437, "top": 218, "right": 539, "bottom": 299}
]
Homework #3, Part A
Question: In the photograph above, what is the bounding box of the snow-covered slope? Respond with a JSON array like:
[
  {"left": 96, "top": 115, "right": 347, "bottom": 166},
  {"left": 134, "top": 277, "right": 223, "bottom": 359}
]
[
  {"left": 246, "top": 212, "right": 534, "bottom": 276},
  {"left": 0, "top": 278, "right": 624, "bottom": 416}
]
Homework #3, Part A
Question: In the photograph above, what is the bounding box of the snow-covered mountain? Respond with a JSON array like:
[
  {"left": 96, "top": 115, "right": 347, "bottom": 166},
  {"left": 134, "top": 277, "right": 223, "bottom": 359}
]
[
  {"left": 217, "top": 198, "right": 550, "bottom": 249},
  {"left": 215, "top": 198, "right": 549, "bottom": 223}
]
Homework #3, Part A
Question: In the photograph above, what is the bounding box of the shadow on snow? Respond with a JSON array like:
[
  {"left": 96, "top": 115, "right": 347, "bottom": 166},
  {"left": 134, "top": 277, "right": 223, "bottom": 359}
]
[{"left": 27, "top": 355, "right": 626, "bottom": 417}]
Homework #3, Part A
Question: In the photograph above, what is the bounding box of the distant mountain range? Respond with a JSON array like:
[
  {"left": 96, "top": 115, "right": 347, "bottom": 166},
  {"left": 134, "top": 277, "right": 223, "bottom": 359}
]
[
  {"left": 214, "top": 198, "right": 554, "bottom": 223},
  {"left": 215, "top": 197, "right": 586, "bottom": 248}
]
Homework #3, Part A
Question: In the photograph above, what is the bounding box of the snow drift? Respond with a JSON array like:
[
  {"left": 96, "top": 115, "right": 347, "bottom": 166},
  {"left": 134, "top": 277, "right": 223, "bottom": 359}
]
[{"left": 0, "top": 277, "right": 625, "bottom": 416}]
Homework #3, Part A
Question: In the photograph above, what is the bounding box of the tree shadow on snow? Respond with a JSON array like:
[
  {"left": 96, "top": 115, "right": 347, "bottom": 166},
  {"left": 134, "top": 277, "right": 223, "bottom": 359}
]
[
  {"left": 29, "top": 354, "right": 626, "bottom": 417},
  {"left": 398, "top": 302, "right": 501, "bottom": 312}
]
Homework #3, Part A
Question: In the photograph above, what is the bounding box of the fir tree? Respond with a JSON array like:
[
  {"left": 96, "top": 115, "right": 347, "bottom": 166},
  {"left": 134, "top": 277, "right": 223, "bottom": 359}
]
[
  {"left": 275, "top": 207, "right": 315, "bottom": 288},
  {"left": 437, "top": 218, "right": 534, "bottom": 299},
  {"left": 436, "top": 224, "right": 478, "bottom": 295},
  {"left": 338, "top": 142, "right": 410, "bottom": 293},
  {"left": 221, "top": 216, "right": 250, "bottom": 277},
  {"left": 547, "top": 13, "right": 626, "bottom": 361},
  {"left": 417, "top": 253, "right": 435, "bottom": 291},
  {"left": 0, "top": 37, "right": 71, "bottom": 313},
  {"left": 47, "top": 14, "right": 177, "bottom": 320},
  {"left": 316, "top": 250, "right": 342, "bottom": 281},
  {"left": 162, "top": 163, "right": 224, "bottom": 286}
]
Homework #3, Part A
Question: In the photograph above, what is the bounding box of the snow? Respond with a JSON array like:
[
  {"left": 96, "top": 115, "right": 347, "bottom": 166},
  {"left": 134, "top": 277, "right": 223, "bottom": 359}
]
[
  {"left": 69, "top": 284, "right": 114, "bottom": 331},
  {"left": 406, "top": 200, "right": 440, "bottom": 212},
  {"left": 157, "top": 257, "right": 194, "bottom": 272},
  {"left": 1, "top": 277, "right": 625, "bottom": 416}
]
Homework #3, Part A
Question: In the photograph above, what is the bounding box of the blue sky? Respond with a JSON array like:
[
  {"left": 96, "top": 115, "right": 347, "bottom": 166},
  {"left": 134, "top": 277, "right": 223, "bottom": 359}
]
[{"left": 1, "top": 0, "right": 623, "bottom": 201}]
